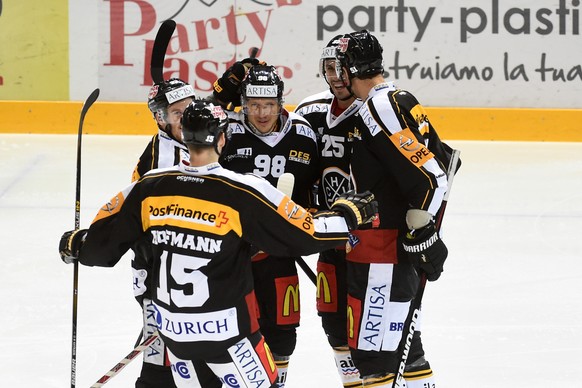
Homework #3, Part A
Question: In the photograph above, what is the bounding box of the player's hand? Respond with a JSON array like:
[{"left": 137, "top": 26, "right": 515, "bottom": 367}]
[
  {"left": 331, "top": 190, "right": 378, "bottom": 230},
  {"left": 212, "top": 57, "right": 265, "bottom": 108},
  {"left": 59, "top": 229, "right": 87, "bottom": 264},
  {"left": 402, "top": 222, "right": 448, "bottom": 281}
]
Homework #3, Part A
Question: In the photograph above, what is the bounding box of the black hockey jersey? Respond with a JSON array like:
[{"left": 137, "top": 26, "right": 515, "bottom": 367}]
[
  {"left": 132, "top": 130, "right": 188, "bottom": 182},
  {"left": 294, "top": 90, "right": 363, "bottom": 210},
  {"left": 131, "top": 130, "right": 189, "bottom": 305},
  {"left": 350, "top": 82, "right": 448, "bottom": 230},
  {"left": 220, "top": 109, "right": 319, "bottom": 208},
  {"left": 78, "top": 161, "right": 349, "bottom": 360}
]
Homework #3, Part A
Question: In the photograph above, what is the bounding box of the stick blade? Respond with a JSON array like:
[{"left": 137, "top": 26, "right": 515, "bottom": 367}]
[
  {"left": 78, "top": 88, "right": 100, "bottom": 132},
  {"left": 277, "top": 173, "right": 295, "bottom": 197},
  {"left": 151, "top": 20, "right": 176, "bottom": 84}
]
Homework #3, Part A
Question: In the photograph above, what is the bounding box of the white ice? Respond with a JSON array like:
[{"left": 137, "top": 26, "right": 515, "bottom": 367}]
[{"left": 0, "top": 134, "right": 581, "bottom": 387}]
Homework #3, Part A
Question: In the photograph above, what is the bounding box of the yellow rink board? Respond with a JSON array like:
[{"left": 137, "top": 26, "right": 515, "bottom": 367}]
[{"left": 1, "top": 100, "right": 581, "bottom": 142}]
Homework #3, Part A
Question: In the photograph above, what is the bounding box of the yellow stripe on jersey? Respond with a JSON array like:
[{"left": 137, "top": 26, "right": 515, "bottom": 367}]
[
  {"left": 141, "top": 195, "right": 242, "bottom": 236},
  {"left": 388, "top": 127, "right": 435, "bottom": 168}
]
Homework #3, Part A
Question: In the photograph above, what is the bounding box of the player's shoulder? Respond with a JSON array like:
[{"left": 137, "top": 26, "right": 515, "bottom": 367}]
[
  {"left": 227, "top": 112, "right": 250, "bottom": 136},
  {"left": 294, "top": 90, "right": 333, "bottom": 116},
  {"left": 219, "top": 168, "right": 286, "bottom": 205},
  {"left": 286, "top": 111, "right": 317, "bottom": 142}
]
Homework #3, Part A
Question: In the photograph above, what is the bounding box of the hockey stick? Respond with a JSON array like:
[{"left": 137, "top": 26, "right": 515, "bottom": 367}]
[
  {"left": 277, "top": 173, "right": 318, "bottom": 285},
  {"left": 71, "top": 88, "right": 100, "bottom": 388},
  {"left": 90, "top": 333, "right": 160, "bottom": 387},
  {"left": 392, "top": 148, "right": 461, "bottom": 388},
  {"left": 151, "top": 19, "right": 176, "bottom": 84}
]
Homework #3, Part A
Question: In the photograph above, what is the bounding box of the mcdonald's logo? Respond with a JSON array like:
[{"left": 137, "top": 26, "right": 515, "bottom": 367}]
[
  {"left": 275, "top": 276, "right": 300, "bottom": 325},
  {"left": 317, "top": 272, "right": 332, "bottom": 304},
  {"left": 316, "top": 262, "right": 338, "bottom": 313},
  {"left": 283, "top": 284, "right": 300, "bottom": 316},
  {"left": 347, "top": 294, "right": 361, "bottom": 349}
]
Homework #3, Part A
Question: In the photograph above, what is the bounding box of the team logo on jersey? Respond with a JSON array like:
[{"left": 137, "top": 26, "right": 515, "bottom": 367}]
[
  {"left": 348, "top": 127, "right": 361, "bottom": 141},
  {"left": 322, "top": 167, "right": 351, "bottom": 208}
]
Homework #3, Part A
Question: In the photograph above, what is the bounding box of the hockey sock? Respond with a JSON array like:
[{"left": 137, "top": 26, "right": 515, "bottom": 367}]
[
  {"left": 273, "top": 355, "right": 290, "bottom": 388},
  {"left": 332, "top": 346, "right": 363, "bottom": 387}
]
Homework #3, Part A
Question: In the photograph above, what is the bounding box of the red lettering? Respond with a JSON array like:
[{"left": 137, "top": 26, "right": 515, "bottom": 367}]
[
  {"left": 223, "top": 6, "right": 244, "bottom": 46},
  {"left": 193, "top": 17, "right": 221, "bottom": 50},
  {"left": 172, "top": 24, "right": 192, "bottom": 54},
  {"left": 105, "top": 0, "right": 157, "bottom": 66},
  {"left": 245, "top": 9, "right": 273, "bottom": 52},
  {"left": 276, "top": 0, "right": 302, "bottom": 6},
  {"left": 194, "top": 60, "right": 221, "bottom": 92}
]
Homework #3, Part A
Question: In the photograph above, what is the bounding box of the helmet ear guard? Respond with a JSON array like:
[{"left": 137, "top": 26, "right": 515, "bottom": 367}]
[{"left": 181, "top": 99, "right": 230, "bottom": 149}]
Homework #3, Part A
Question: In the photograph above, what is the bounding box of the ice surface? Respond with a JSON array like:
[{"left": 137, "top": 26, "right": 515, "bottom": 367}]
[{"left": 0, "top": 134, "right": 580, "bottom": 387}]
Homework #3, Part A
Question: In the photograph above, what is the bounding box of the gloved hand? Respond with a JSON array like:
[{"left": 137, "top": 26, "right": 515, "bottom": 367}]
[
  {"left": 59, "top": 229, "right": 88, "bottom": 264},
  {"left": 331, "top": 190, "right": 378, "bottom": 230},
  {"left": 213, "top": 57, "right": 263, "bottom": 108},
  {"left": 402, "top": 222, "right": 448, "bottom": 281}
]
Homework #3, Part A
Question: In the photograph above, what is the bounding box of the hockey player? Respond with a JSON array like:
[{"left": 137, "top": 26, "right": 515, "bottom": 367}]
[
  {"left": 131, "top": 78, "right": 224, "bottom": 387},
  {"left": 293, "top": 35, "right": 365, "bottom": 388},
  {"left": 59, "top": 99, "right": 378, "bottom": 388},
  {"left": 218, "top": 64, "right": 320, "bottom": 387},
  {"left": 331, "top": 30, "right": 453, "bottom": 387}
]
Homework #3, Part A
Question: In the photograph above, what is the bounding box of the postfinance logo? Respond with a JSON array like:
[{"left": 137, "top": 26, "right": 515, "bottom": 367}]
[{"left": 142, "top": 196, "right": 241, "bottom": 236}]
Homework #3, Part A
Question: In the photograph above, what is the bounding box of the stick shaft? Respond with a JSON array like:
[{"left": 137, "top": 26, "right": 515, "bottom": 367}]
[
  {"left": 392, "top": 149, "right": 461, "bottom": 387},
  {"left": 71, "top": 88, "right": 100, "bottom": 388}
]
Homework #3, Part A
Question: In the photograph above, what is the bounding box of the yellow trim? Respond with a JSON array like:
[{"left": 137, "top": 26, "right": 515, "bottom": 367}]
[{"left": 1, "top": 101, "right": 581, "bottom": 141}]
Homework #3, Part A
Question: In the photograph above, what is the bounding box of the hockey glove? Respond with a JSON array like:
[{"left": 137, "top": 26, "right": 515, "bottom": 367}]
[
  {"left": 213, "top": 57, "right": 263, "bottom": 108},
  {"left": 402, "top": 222, "right": 448, "bottom": 281},
  {"left": 331, "top": 190, "right": 378, "bottom": 230},
  {"left": 59, "top": 229, "right": 88, "bottom": 264}
]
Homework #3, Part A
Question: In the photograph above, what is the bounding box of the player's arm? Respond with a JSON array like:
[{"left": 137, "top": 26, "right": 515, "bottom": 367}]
[
  {"left": 359, "top": 96, "right": 446, "bottom": 215},
  {"left": 238, "top": 175, "right": 376, "bottom": 257},
  {"left": 59, "top": 182, "right": 143, "bottom": 267}
]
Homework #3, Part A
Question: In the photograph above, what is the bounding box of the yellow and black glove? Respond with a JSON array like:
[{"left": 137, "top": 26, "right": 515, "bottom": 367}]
[
  {"left": 58, "top": 229, "right": 88, "bottom": 264},
  {"left": 330, "top": 190, "right": 377, "bottom": 230}
]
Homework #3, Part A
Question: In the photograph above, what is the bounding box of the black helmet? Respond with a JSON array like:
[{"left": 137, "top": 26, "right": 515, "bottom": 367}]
[
  {"left": 335, "top": 30, "right": 384, "bottom": 79},
  {"left": 181, "top": 99, "right": 229, "bottom": 148},
  {"left": 147, "top": 78, "right": 196, "bottom": 115},
  {"left": 240, "top": 65, "right": 284, "bottom": 105}
]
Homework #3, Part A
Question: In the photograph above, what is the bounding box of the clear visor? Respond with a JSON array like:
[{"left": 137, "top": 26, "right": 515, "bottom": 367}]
[{"left": 242, "top": 98, "right": 281, "bottom": 116}]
